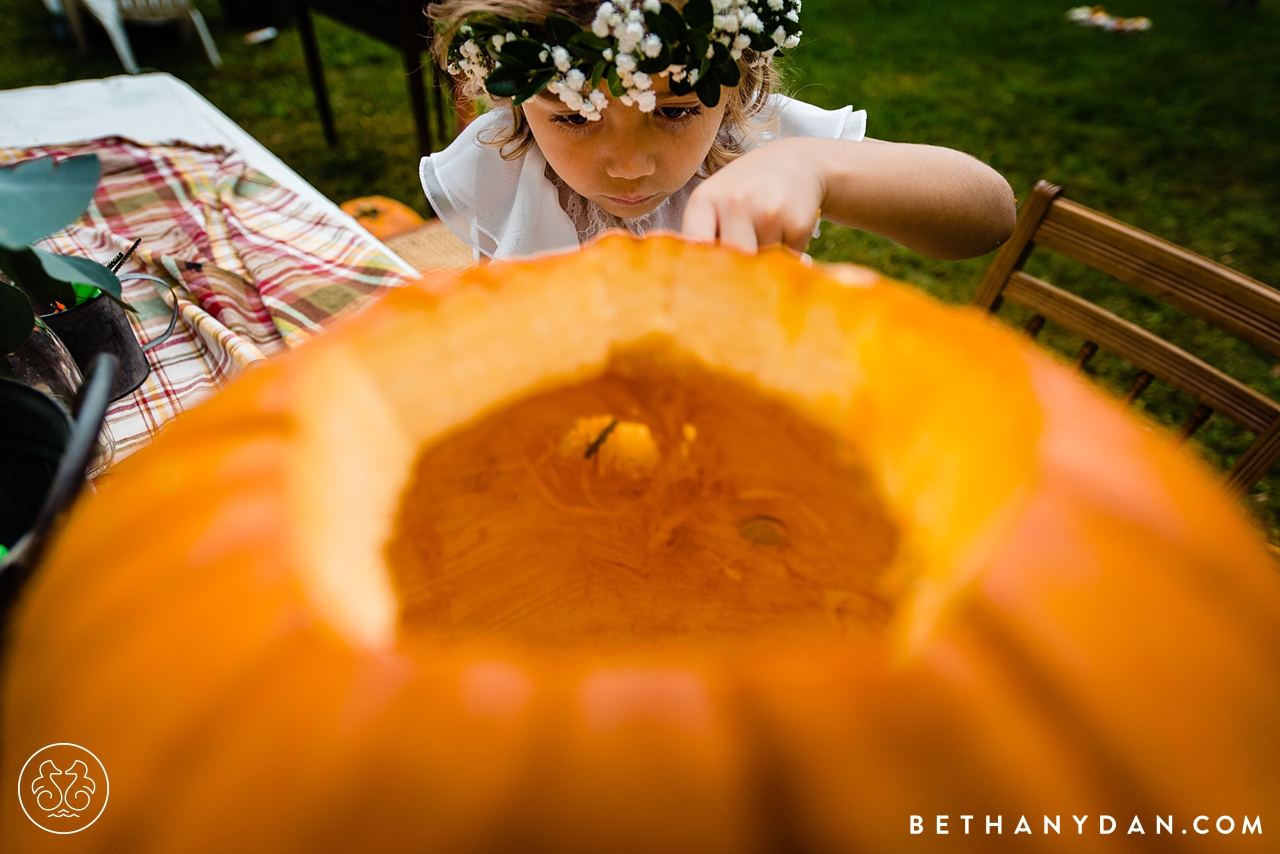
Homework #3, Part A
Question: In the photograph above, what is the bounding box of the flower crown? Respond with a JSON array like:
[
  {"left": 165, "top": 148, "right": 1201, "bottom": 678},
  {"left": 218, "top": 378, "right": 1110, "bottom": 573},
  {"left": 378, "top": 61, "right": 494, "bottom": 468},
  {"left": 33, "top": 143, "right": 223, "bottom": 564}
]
[{"left": 445, "top": 0, "right": 802, "bottom": 120}]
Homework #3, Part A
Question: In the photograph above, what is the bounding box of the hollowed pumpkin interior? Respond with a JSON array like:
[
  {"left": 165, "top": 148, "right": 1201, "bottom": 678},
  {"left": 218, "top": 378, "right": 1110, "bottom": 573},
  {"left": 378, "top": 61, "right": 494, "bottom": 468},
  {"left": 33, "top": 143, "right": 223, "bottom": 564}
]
[{"left": 387, "top": 347, "right": 899, "bottom": 651}]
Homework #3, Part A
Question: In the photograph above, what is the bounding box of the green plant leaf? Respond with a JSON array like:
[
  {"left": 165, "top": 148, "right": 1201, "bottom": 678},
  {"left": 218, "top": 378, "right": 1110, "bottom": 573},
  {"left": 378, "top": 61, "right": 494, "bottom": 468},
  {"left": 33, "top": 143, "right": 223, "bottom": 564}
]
[
  {"left": 513, "top": 69, "right": 557, "bottom": 105},
  {"left": 0, "top": 245, "right": 74, "bottom": 312},
  {"left": 0, "top": 154, "right": 101, "bottom": 250},
  {"left": 31, "top": 248, "right": 123, "bottom": 302},
  {"left": 543, "top": 13, "right": 581, "bottom": 45},
  {"left": 695, "top": 69, "right": 721, "bottom": 108},
  {"left": 683, "top": 0, "right": 713, "bottom": 31},
  {"left": 638, "top": 44, "right": 672, "bottom": 74},
  {"left": 484, "top": 63, "right": 529, "bottom": 98},
  {"left": 500, "top": 37, "right": 551, "bottom": 69},
  {"left": 569, "top": 31, "right": 611, "bottom": 53},
  {"left": 0, "top": 280, "right": 35, "bottom": 355},
  {"left": 646, "top": 8, "right": 680, "bottom": 43}
]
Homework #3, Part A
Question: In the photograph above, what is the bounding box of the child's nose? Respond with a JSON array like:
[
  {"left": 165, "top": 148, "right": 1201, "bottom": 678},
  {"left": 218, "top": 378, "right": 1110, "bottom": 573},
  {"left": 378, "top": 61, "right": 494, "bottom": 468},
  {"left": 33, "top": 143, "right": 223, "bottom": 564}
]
[{"left": 605, "top": 151, "right": 657, "bottom": 181}]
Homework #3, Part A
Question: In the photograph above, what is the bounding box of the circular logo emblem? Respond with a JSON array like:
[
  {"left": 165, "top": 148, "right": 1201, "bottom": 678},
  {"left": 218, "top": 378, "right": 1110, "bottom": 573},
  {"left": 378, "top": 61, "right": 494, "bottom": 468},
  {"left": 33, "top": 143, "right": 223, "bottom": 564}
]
[{"left": 17, "top": 743, "right": 109, "bottom": 834}]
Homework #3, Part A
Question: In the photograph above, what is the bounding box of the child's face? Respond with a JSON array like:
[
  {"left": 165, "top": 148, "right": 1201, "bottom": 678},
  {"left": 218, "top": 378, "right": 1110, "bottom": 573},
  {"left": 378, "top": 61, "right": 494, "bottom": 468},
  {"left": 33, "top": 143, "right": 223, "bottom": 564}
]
[{"left": 523, "top": 74, "right": 727, "bottom": 219}]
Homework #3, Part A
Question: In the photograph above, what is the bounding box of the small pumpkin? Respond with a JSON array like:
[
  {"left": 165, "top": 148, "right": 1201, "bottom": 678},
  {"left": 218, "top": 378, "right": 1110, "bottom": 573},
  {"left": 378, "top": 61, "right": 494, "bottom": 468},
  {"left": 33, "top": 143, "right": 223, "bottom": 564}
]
[
  {"left": 339, "top": 195, "right": 426, "bottom": 241},
  {"left": 3, "top": 235, "right": 1278, "bottom": 852}
]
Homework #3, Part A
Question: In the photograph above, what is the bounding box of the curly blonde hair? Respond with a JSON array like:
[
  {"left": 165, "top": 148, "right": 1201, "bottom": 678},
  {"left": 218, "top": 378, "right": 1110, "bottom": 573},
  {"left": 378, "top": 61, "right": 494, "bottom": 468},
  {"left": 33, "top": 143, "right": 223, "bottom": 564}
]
[{"left": 429, "top": 0, "right": 782, "bottom": 176}]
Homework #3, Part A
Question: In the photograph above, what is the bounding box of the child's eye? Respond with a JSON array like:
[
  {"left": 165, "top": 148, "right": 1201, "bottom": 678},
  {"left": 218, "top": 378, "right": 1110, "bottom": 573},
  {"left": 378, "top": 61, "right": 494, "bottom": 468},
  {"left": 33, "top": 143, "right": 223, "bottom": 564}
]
[
  {"left": 658, "top": 106, "right": 701, "bottom": 120},
  {"left": 551, "top": 114, "right": 590, "bottom": 126}
]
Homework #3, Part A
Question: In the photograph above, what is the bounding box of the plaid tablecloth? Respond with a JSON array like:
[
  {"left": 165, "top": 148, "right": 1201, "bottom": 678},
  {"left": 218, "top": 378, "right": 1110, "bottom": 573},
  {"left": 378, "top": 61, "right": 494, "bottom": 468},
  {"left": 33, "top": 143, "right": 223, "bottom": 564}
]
[{"left": 0, "top": 138, "right": 414, "bottom": 462}]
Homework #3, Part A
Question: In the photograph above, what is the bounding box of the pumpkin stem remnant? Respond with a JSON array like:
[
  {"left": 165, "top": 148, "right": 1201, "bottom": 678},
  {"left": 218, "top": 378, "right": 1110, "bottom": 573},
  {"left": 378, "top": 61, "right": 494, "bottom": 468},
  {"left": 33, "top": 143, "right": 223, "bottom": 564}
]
[{"left": 584, "top": 418, "right": 620, "bottom": 460}]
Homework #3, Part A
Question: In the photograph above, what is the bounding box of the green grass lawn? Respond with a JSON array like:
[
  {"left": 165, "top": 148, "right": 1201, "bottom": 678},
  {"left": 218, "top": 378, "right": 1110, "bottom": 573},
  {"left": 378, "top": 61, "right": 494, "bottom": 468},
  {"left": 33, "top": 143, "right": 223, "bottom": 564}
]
[{"left": 2, "top": 0, "right": 1279, "bottom": 535}]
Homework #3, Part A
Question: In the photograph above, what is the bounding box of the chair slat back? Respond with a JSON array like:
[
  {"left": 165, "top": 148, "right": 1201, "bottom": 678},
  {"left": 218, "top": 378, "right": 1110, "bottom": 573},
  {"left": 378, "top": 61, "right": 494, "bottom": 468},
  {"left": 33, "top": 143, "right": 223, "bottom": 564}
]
[
  {"left": 1002, "top": 271, "right": 1279, "bottom": 434},
  {"left": 1037, "top": 199, "right": 1280, "bottom": 359},
  {"left": 975, "top": 180, "right": 1280, "bottom": 494}
]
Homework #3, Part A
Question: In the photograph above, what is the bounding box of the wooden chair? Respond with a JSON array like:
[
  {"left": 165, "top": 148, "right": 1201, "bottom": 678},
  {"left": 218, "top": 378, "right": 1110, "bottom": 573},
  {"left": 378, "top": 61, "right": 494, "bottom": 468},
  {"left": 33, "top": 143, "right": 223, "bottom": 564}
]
[{"left": 973, "top": 180, "right": 1280, "bottom": 495}]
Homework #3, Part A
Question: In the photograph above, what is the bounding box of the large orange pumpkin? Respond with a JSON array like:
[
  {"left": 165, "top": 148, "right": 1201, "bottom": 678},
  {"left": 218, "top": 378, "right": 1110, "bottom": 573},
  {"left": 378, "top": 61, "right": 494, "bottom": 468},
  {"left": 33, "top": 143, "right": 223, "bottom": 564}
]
[{"left": 3, "top": 235, "right": 1278, "bottom": 852}]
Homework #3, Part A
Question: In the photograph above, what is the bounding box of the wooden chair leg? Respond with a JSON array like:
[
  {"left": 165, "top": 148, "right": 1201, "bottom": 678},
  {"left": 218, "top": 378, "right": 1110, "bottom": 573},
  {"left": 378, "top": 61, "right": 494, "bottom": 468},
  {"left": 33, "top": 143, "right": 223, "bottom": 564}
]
[
  {"left": 1123, "top": 371, "right": 1154, "bottom": 405},
  {"left": 1177, "top": 403, "right": 1214, "bottom": 443},
  {"left": 1074, "top": 340, "right": 1098, "bottom": 371},
  {"left": 1024, "top": 314, "right": 1045, "bottom": 339}
]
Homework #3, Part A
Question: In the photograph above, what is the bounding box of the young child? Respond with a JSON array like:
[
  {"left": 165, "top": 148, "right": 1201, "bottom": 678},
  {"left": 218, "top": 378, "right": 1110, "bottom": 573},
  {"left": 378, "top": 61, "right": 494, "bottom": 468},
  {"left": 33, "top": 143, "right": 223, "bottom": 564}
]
[{"left": 421, "top": 0, "right": 1016, "bottom": 260}]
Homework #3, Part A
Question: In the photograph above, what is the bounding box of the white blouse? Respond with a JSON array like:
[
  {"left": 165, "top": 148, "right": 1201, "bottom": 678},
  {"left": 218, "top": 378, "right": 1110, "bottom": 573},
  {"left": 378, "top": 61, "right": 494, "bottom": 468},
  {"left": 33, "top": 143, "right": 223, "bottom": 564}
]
[{"left": 420, "top": 94, "right": 867, "bottom": 260}]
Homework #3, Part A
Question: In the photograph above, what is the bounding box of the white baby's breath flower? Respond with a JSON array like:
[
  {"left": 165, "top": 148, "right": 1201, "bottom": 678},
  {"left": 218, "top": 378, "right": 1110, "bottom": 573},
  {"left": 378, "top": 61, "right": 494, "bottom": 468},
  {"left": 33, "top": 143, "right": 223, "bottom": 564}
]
[
  {"left": 771, "top": 25, "right": 787, "bottom": 45},
  {"left": 634, "top": 89, "right": 657, "bottom": 111},
  {"left": 616, "top": 52, "right": 637, "bottom": 73},
  {"left": 734, "top": 33, "right": 752, "bottom": 50},
  {"left": 632, "top": 70, "right": 652, "bottom": 90},
  {"left": 592, "top": 2, "right": 615, "bottom": 37},
  {"left": 783, "top": 33, "right": 800, "bottom": 48},
  {"left": 561, "top": 89, "right": 585, "bottom": 110},
  {"left": 641, "top": 34, "right": 663, "bottom": 57},
  {"left": 603, "top": 47, "right": 614, "bottom": 60},
  {"left": 589, "top": 90, "right": 608, "bottom": 109},
  {"left": 618, "top": 21, "right": 645, "bottom": 53},
  {"left": 768, "top": 0, "right": 783, "bottom": 9},
  {"left": 688, "top": 67, "right": 700, "bottom": 84},
  {"left": 786, "top": 9, "right": 799, "bottom": 22},
  {"left": 565, "top": 67, "right": 587, "bottom": 91},
  {"left": 643, "top": 0, "right": 661, "bottom": 11},
  {"left": 538, "top": 49, "right": 549, "bottom": 63},
  {"left": 491, "top": 35, "right": 506, "bottom": 50},
  {"left": 741, "top": 11, "right": 762, "bottom": 32},
  {"left": 551, "top": 45, "right": 571, "bottom": 72}
]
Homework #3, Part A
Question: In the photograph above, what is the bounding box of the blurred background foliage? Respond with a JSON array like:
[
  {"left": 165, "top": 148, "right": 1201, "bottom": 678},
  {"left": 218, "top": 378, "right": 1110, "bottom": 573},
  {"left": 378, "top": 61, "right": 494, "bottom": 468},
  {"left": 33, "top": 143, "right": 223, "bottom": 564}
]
[{"left": 1, "top": 0, "right": 1278, "bottom": 536}]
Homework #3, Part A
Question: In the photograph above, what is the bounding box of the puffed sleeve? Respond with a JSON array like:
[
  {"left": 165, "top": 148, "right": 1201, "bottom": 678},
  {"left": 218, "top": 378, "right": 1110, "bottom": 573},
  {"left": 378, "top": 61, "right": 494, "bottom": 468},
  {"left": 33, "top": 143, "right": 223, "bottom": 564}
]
[
  {"left": 420, "top": 109, "right": 580, "bottom": 259},
  {"left": 742, "top": 94, "right": 867, "bottom": 151}
]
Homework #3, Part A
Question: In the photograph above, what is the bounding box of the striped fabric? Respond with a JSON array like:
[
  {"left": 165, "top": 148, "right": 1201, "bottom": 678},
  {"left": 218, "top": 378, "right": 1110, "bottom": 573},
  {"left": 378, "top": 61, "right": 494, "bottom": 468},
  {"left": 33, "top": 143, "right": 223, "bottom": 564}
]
[{"left": 0, "top": 138, "right": 413, "bottom": 463}]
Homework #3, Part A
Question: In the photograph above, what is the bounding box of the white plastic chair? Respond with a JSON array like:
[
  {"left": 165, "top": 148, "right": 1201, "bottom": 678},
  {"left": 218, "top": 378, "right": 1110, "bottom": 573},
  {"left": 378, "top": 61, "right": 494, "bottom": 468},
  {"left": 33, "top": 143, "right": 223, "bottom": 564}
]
[{"left": 65, "top": 0, "right": 223, "bottom": 74}]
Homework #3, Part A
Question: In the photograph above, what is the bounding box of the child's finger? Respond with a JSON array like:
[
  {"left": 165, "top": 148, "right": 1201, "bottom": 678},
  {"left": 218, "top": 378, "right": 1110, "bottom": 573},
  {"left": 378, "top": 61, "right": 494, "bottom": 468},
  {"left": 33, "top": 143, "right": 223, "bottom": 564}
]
[
  {"left": 682, "top": 193, "right": 719, "bottom": 244},
  {"left": 718, "top": 208, "right": 759, "bottom": 254},
  {"left": 782, "top": 217, "right": 817, "bottom": 253}
]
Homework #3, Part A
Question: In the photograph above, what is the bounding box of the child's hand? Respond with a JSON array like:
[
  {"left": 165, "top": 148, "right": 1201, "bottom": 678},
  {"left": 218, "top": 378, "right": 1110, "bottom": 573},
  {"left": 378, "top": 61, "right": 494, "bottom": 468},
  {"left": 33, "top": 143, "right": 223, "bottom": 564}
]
[
  {"left": 683, "top": 138, "right": 825, "bottom": 254},
  {"left": 682, "top": 136, "right": 1017, "bottom": 260}
]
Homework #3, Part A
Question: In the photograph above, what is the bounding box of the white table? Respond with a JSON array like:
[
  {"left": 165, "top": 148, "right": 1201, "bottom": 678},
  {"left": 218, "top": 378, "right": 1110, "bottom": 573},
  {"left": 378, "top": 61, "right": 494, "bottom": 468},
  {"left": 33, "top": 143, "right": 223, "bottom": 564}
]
[{"left": 0, "top": 73, "right": 418, "bottom": 276}]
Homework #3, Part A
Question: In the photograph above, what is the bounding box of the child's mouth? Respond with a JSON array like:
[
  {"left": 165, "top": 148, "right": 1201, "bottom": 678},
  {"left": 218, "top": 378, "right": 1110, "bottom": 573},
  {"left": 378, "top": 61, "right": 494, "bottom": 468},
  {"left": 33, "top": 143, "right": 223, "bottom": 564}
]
[{"left": 604, "top": 193, "right": 658, "bottom": 209}]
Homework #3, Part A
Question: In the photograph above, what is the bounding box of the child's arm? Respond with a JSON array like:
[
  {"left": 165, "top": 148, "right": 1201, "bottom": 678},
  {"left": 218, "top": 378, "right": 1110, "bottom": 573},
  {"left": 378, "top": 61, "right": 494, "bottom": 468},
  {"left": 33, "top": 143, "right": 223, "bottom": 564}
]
[{"left": 683, "top": 136, "right": 1017, "bottom": 260}]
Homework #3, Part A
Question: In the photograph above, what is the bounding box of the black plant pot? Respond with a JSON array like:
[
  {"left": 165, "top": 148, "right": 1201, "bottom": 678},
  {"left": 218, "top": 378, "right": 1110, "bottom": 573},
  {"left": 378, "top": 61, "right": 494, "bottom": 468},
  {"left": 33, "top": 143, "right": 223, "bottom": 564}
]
[
  {"left": 0, "top": 379, "right": 71, "bottom": 550},
  {"left": 41, "top": 275, "right": 178, "bottom": 402}
]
